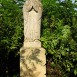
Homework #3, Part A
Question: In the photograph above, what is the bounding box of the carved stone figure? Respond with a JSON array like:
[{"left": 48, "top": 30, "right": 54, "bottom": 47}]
[
  {"left": 20, "top": 1, "right": 46, "bottom": 77},
  {"left": 23, "top": 0, "right": 42, "bottom": 43}
]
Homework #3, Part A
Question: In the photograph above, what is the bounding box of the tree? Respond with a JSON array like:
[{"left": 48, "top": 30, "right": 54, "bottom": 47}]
[
  {"left": 41, "top": 0, "right": 77, "bottom": 77},
  {"left": 0, "top": 0, "right": 23, "bottom": 76}
]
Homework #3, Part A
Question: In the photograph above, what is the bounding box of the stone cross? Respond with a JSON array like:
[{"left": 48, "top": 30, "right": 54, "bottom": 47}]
[{"left": 20, "top": 0, "right": 46, "bottom": 77}]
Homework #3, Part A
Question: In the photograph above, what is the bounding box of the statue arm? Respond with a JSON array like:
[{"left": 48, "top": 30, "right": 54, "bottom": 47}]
[
  {"left": 33, "top": 1, "right": 42, "bottom": 19},
  {"left": 38, "top": 6, "right": 42, "bottom": 19},
  {"left": 23, "top": 0, "right": 32, "bottom": 22}
]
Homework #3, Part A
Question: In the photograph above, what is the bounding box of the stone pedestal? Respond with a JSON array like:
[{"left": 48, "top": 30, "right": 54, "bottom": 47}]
[{"left": 20, "top": 48, "right": 46, "bottom": 77}]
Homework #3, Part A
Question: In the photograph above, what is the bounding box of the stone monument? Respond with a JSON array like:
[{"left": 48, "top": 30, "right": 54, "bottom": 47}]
[{"left": 20, "top": 0, "right": 46, "bottom": 77}]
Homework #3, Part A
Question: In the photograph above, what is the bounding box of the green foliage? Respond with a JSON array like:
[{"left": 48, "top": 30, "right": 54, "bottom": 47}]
[
  {"left": 41, "top": 0, "right": 77, "bottom": 77},
  {"left": 0, "top": 0, "right": 23, "bottom": 76},
  {"left": 0, "top": 0, "right": 23, "bottom": 52}
]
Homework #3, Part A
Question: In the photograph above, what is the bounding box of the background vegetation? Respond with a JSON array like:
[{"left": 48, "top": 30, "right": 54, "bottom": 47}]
[{"left": 0, "top": 0, "right": 77, "bottom": 77}]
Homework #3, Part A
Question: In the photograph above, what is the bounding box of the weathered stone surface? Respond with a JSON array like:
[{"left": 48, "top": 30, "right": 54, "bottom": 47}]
[
  {"left": 23, "top": 40, "right": 41, "bottom": 48},
  {"left": 20, "top": 0, "right": 46, "bottom": 77},
  {"left": 23, "top": 0, "right": 42, "bottom": 47},
  {"left": 20, "top": 48, "right": 46, "bottom": 77}
]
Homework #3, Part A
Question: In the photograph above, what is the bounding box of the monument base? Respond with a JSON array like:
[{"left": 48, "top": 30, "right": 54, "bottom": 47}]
[
  {"left": 20, "top": 47, "right": 46, "bottom": 77},
  {"left": 23, "top": 40, "right": 41, "bottom": 48}
]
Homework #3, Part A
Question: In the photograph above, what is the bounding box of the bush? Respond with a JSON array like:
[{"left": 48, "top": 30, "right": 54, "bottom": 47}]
[{"left": 41, "top": 0, "right": 77, "bottom": 77}]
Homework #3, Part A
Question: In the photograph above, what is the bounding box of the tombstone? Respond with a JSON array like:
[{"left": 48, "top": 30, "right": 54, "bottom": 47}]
[{"left": 20, "top": 0, "right": 46, "bottom": 77}]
